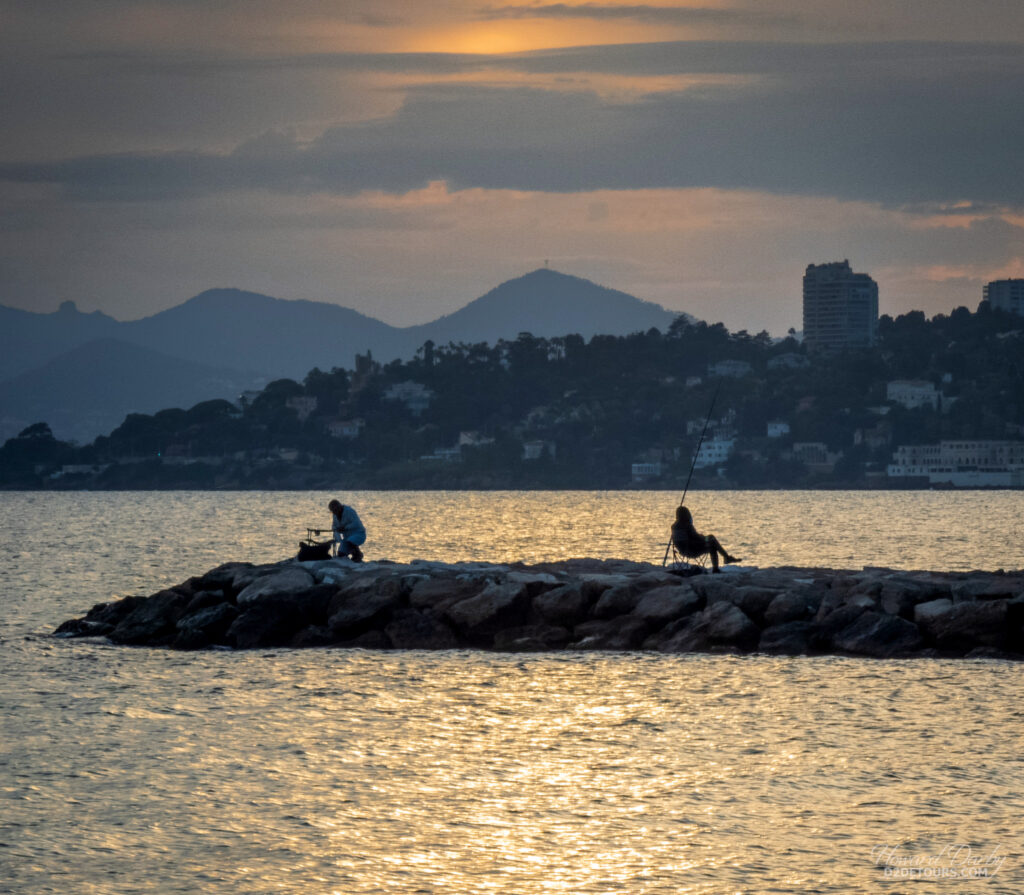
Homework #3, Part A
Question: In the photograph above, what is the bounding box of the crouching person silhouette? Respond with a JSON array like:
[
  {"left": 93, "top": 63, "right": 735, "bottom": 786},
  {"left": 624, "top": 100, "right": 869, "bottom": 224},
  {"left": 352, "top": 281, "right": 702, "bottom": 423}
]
[
  {"left": 671, "top": 505, "right": 740, "bottom": 573},
  {"left": 328, "top": 498, "right": 366, "bottom": 562}
]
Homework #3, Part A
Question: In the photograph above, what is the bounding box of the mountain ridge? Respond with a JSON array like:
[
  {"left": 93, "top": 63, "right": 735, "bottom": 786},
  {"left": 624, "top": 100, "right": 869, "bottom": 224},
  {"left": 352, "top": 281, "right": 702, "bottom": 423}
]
[{"left": 0, "top": 269, "right": 690, "bottom": 441}]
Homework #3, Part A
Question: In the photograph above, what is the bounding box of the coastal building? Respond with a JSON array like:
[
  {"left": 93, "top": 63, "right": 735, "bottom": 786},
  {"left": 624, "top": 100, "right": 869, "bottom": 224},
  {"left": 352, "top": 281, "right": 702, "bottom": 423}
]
[
  {"left": 802, "top": 260, "right": 878, "bottom": 352},
  {"left": 383, "top": 381, "right": 434, "bottom": 415},
  {"left": 693, "top": 437, "right": 734, "bottom": 468},
  {"left": 326, "top": 419, "right": 364, "bottom": 439},
  {"left": 983, "top": 279, "right": 1024, "bottom": 316},
  {"left": 631, "top": 461, "right": 663, "bottom": 482},
  {"left": 886, "top": 380, "right": 939, "bottom": 411},
  {"left": 887, "top": 440, "right": 1024, "bottom": 487},
  {"left": 708, "top": 359, "right": 753, "bottom": 378},
  {"left": 789, "top": 442, "right": 842, "bottom": 474},
  {"left": 285, "top": 395, "right": 318, "bottom": 422}
]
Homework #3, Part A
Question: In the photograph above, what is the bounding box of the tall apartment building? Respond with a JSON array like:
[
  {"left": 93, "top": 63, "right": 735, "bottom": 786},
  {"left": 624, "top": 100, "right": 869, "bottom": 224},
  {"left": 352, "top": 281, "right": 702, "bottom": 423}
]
[
  {"left": 983, "top": 279, "right": 1024, "bottom": 316},
  {"left": 802, "top": 260, "right": 878, "bottom": 352}
]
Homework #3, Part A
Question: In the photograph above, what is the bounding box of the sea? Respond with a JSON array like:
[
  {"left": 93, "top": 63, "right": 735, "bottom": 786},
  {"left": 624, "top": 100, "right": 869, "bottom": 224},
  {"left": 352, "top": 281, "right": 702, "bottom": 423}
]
[{"left": 2, "top": 490, "right": 1023, "bottom": 894}]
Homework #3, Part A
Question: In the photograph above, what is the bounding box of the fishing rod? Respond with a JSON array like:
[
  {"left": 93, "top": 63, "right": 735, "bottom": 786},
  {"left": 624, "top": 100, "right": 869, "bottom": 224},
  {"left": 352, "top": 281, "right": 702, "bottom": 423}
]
[{"left": 662, "top": 382, "right": 721, "bottom": 565}]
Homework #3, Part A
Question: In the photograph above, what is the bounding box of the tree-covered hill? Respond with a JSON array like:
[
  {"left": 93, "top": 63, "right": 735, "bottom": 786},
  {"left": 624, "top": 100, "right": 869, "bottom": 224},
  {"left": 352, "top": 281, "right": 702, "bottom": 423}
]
[{"left": 3, "top": 302, "right": 1022, "bottom": 489}]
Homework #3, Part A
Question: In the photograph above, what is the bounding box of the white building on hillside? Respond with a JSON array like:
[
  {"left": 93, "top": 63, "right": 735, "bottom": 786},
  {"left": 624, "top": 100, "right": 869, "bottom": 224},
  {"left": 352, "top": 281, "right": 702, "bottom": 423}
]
[
  {"left": 887, "top": 440, "right": 1024, "bottom": 487},
  {"left": 887, "top": 380, "right": 939, "bottom": 411},
  {"left": 694, "top": 437, "right": 734, "bottom": 468}
]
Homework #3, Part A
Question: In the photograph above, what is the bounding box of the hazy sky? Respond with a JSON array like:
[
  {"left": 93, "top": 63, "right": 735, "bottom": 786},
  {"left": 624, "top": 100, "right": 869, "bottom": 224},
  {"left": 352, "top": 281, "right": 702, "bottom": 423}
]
[{"left": 1, "top": 1, "right": 1022, "bottom": 334}]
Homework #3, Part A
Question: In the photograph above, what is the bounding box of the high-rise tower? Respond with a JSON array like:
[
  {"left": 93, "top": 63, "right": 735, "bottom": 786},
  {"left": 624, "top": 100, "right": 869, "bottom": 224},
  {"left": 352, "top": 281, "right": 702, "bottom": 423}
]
[{"left": 803, "top": 260, "right": 878, "bottom": 352}]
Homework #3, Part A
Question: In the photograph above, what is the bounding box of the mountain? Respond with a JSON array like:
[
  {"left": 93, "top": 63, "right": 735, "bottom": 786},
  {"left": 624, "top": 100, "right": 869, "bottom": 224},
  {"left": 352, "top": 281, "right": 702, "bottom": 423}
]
[
  {"left": 409, "top": 269, "right": 682, "bottom": 346},
  {"left": 0, "top": 338, "right": 264, "bottom": 445},
  {"left": 120, "top": 288, "right": 407, "bottom": 379},
  {"left": 0, "top": 270, "right": 690, "bottom": 441},
  {"left": 0, "top": 301, "right": 119, "bottom": 382}
]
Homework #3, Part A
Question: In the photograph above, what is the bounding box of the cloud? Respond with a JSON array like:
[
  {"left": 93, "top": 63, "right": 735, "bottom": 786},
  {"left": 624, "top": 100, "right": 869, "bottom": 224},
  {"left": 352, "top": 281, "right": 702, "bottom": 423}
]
[
  {"left": 3, "top": 41, "right": 1023, "bottom": 208},
  {"left": 477, "top": 3, "right": 798, "bottom": 28}
]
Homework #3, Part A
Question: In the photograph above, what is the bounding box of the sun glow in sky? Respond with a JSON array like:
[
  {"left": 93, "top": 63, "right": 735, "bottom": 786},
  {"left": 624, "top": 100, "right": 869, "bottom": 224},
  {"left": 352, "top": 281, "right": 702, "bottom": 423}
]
[{"left": 0, "top": 0, "right": 1022, "bottom": 331}]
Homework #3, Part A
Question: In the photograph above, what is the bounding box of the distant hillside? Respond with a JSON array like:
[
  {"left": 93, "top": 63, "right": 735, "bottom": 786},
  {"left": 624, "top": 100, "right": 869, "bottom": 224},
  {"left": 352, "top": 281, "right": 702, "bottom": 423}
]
[
  {"left": 0, "top": 270, "right": 690, "bottom": 441},
  {"left": 0, "top": 338, "right": 263, "bottom": 444},
  {"left": 0, "top": 301, "right": 119, "bottom": 381},
  {"left": 408, "top": 269, "right": 683, "bottom": 346}
]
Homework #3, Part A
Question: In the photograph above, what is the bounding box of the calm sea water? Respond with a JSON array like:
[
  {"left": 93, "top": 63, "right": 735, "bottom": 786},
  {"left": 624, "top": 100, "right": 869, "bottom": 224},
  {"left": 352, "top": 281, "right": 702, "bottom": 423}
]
[{"left": 2, "top": 491, "right": 1023, "bottom": 894}]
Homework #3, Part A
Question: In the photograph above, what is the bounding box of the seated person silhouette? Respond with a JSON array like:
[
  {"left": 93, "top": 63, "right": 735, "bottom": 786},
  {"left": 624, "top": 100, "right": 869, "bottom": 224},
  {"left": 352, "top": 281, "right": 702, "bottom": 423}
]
[{"left": 671, "top": 505, "right": 740, "bottom": 573}]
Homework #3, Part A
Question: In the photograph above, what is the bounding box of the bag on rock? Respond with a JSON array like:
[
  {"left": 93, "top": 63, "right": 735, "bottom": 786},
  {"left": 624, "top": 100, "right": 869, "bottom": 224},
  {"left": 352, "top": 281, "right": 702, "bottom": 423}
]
[{"left": 297, "top": 540, "right": 332, "bottom": 562}]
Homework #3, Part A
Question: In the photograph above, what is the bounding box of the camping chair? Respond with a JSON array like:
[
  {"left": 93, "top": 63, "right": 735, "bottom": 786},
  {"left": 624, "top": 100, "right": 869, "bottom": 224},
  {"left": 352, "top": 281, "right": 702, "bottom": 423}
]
[{"left": 664, "top": 533, "right": 710, "bottom": 575}]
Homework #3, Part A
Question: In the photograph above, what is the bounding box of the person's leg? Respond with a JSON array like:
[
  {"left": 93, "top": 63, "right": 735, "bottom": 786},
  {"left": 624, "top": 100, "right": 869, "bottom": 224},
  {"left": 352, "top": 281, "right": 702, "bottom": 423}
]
[{"left": 707, "top": 535, "right": 740, "bottom": 566}]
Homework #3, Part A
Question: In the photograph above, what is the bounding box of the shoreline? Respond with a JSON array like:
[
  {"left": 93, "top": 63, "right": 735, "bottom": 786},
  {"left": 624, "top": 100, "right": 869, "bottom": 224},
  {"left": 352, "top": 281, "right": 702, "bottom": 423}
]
[{"left": 55, "top": 557, "right": 1024, "bottom": 660}]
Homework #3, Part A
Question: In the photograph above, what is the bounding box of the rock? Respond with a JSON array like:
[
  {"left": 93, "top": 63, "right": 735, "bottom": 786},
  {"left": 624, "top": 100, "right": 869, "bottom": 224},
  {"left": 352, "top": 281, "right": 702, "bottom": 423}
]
[
  {"left": 228, "top": 598, "right": 314, "bottom": 649},
  {"left": 758, "top": 621, "right": 813, "bottom": 655},
  {"left": 409, "top": 576, "right": 487, "bottom": 611},
  {"left": 173, "top": 602, "right": 238, "bottom": 650},
  {"left": 109, "top": 588, "right": 192, "bottom": 645},
  {"left": 182, "top": 590, "right": 228, "bottom": 614},
  {"left": 54, "top": 618, "right": 115, "bottom": 638},
  {"left": 951, "top": 577, "right": 1020, "bottom": 603},
  {"left": 913, "top": 598, "right": 953, "bottom": 626},
  {"left": 506, "top": 570, "right": 561, "bottom": 596},
  {"left": 631, "top": 586, "right": 701, "bottom": 625},
  {"left": 832, "top": 611, "right": 923, "bottom": 658},
  {"left": 660, "top": 602, "right": 760, "bottom": 653},
  {"left": 572, "top": 616, "right": 649, "bottom": 650},
  {"left": 384, "top": 608, "right": 460, "bottom": 650},
  {"left": 811, "top": 603, "right": 870, "bottom": 650},
  {"left": 691, "top": 576, "right": 740, "bottom": 606},
  {"left": 592, "top": 583, "right": 639, "bottom": 619},
  {"left": 328, "top": 591, "right": 402, "bottom": 639},
  {"left": 493, "top": 624, "right": 571, "bottom": 651},
  {"left": 533, "top": 583, "right": 589, "bottom": 627},
  {"left": 730, "top": 586, "right": 781, "bottom": 624},
  {"left": 445, "top": 581, "right": 530, "bottom": 642},
  {"left": 919, "top": 600, "right": 1009, "bottom": 652},
  {"left": 763, "top": 591, "right": 818, "bottom": 627},
  {"left": 289, "top": 625, "right": 338, "bottom": 648},
  {"left": 236, "top": 567, "right": 315, "bottom": 607},
  {"left": 193, "top": 562, "right": 256, "bottom": 596}
]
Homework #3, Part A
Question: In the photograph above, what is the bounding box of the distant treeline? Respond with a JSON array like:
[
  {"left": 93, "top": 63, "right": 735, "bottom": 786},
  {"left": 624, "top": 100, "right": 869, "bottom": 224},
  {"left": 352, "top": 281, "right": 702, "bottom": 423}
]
[{"left": 2, "top": 302, "right": 1022, "bottom": 489}]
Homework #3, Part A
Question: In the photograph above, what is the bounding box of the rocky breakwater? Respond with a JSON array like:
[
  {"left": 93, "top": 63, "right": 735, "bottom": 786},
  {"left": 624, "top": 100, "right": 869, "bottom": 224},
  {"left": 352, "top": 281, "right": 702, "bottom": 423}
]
[{"left": 54, "top": 558, "right": 1024, "bottom": 659}]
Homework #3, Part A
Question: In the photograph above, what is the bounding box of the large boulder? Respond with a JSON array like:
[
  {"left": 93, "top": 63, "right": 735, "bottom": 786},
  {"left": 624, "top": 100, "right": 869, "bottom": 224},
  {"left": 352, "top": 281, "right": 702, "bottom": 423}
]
[
  {"left": 109, "top": 589, "right": 192, "bottom": 645},
  {"left": 572, "top": 616, "right": 649, "bottom": 650},
  {"left": 832, "top": 611, "right": 923, "bottom": 658},
  {"left": 533, "top": 583, "right": 589, "bottom": 627},
  {"left": 660, "top": 602, "right": 760, "bottom": 653},
  {"left": 384, "top": 608, "right": 460, "bottom": 650},
  {"left": 731, "top": 586, "right": 781, "bottom": 624},
  {"left": 409, "top": 575, "right": 488, "bottom": 611},
  {"left": 919, "top": 600, "right": 1009, "bottom": 652},
  {"left": 763, "top": 591, "right": 819, "bottom": 627},
  {"left": 592, "top": 583, "right": 639, "bottom": 619},
  {"left": 236, "top": 567, "right": 315, "bottom": 607},
  {"left": 913, "top": 598, "right": 953, "bottom": 626},
  {"left": 758, "top": 621, "right": 813, "bottom": 655},
  {"left": 631, "top": 586, "right": 701, "bottom": 626},
  {"left": 173, "top": 602, "right": 238, "bottom": 650},
  {"left": 445, "top": 581, "right": 530, "bottom": 642},
  {"left": 228, "top": 597, "right": 314, "bottom": 649},
  {"left": 328, "top": 591, "right": 402, "bottom": 640}
]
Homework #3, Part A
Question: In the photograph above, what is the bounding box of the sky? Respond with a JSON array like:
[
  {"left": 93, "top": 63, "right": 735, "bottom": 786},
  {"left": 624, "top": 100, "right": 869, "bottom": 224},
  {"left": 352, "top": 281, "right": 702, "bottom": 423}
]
[{"left": 1, "top": 1, "right": 1022, "bottom": 335}]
